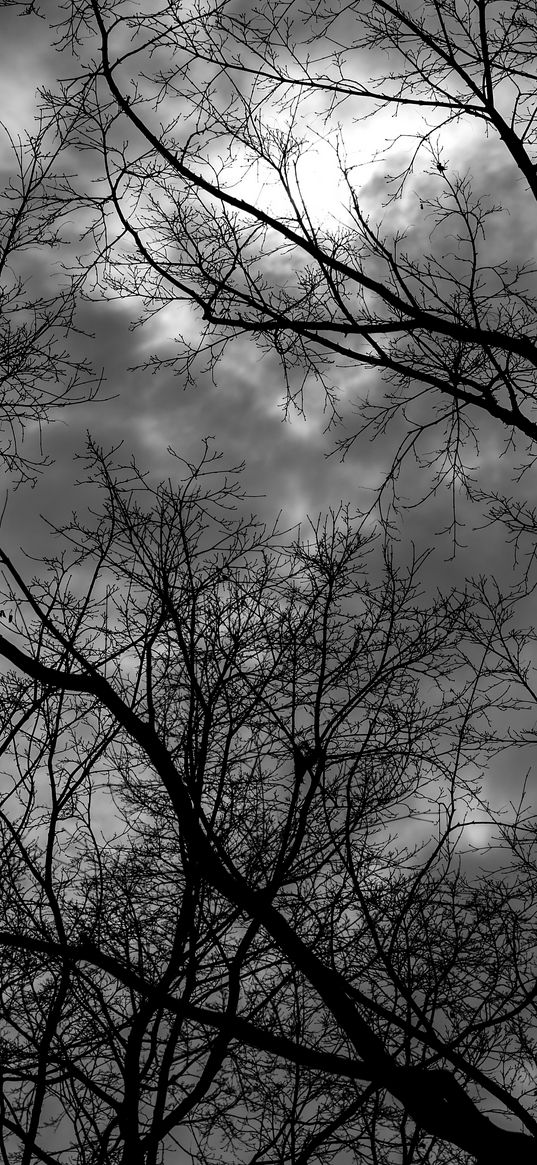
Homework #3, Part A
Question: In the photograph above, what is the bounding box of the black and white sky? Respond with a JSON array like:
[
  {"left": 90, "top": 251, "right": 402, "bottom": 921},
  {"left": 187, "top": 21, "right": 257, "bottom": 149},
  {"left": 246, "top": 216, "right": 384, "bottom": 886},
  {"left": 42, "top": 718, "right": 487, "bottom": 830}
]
[
  {"left": 1, "top": 0, "right": 536, "bottom": 817},
  {"left": 4, "top": 10, "right": 537, "bottom": 1158}
]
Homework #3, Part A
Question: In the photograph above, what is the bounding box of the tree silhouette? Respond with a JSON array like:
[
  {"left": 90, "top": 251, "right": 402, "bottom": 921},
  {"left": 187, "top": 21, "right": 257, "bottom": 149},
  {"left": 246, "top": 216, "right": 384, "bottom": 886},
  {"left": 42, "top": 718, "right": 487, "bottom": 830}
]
[
  {"left": 0, "top": 117, "right": 98, "bottom": 482},
  {"left": 47, "top": 0, "right": 537, "bottom": 499},
  {"left": 3, "top": 3, "right": 537, "bottom": 1162},
  {"left": 0, "top": 441, "right": 536, "bottom": 1164}
]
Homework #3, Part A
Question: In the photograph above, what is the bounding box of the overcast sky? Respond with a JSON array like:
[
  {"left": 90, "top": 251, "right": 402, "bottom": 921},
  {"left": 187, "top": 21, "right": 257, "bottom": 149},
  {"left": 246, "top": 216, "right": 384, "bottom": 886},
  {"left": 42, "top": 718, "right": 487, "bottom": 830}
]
[
  {"left": 3, "top": 8, "right": 537, "bottom": 1161},
  {"left": 0, "top": 4, "right": 535, "bottom": 768},
  {"left": 0, "top": 5, "right": 529, "bottom": 570}
]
